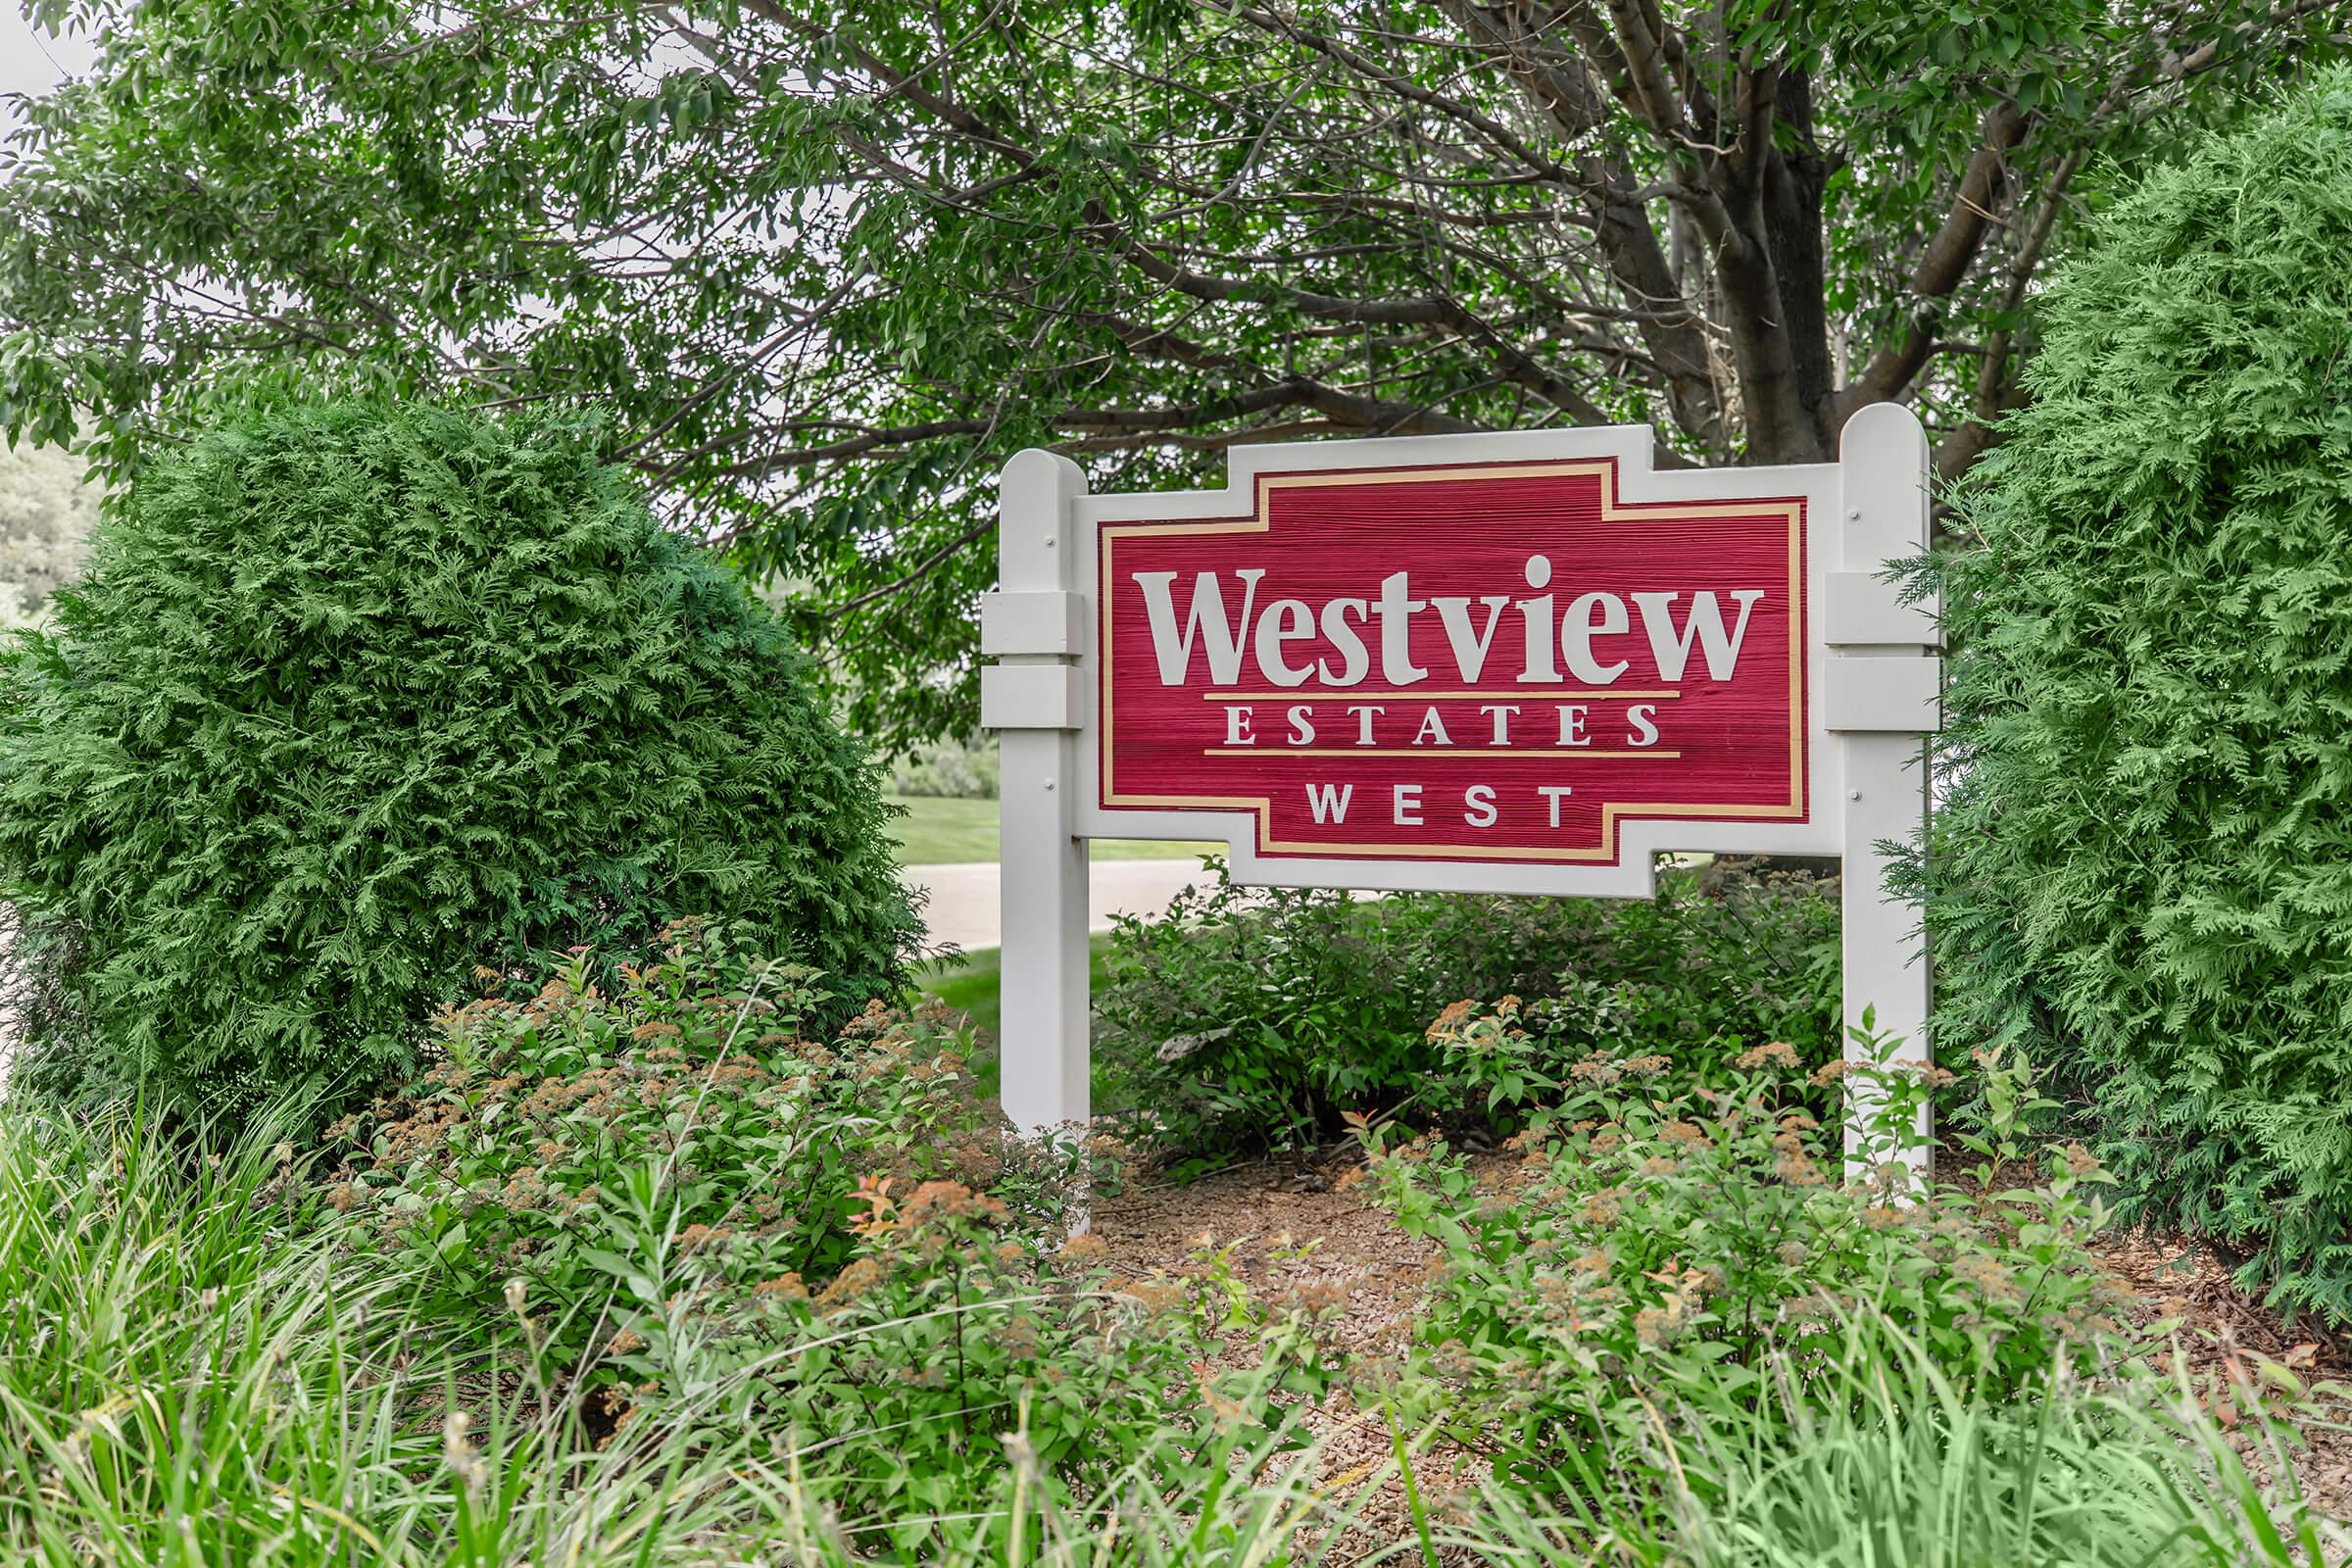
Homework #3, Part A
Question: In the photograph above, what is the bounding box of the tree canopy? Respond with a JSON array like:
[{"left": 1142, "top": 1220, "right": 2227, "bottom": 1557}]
[{"left": 1, "top": 0, "right": 2343, "bottom": 742}]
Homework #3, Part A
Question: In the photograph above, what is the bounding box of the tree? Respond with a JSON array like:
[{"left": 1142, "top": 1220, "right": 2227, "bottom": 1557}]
[{"left": 1, "top": 0, "right": 2342, "bottom": 743}]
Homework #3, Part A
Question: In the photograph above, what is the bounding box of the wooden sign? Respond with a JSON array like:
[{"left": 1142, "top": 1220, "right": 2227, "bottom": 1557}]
[
  {"left": 983, "top": 408, "right": 1939, "bottom": 1172},
  {"left": 1098, "top": 460, "right": 1805, "bottom": 872}
]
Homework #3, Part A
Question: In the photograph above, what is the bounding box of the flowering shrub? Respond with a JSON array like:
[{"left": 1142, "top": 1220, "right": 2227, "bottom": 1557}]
[
  {"left": 319, "top": 919, "right": 1058, "bottom": 1371},
  {"left": 639, "top": 1181, "right": 1334, "bottom": 1549},
  {"left": 1422, "top": 956, "right": 1844, "bottom": 1131},
  {"left": 316, "top": 918, "right": 1337, "bottom": 1549},
  {"left": 1355, "top": 1007, "right": 2135, "bottom": 1477}
]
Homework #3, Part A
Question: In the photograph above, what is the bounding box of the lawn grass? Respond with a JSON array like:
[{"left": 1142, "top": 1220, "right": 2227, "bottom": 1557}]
[
  {"left": 885, "top": 794, "right": 1215, "bottom": 864},
  {"left": 911, "top": 936, "right": 1116, "bottom": 1100}
]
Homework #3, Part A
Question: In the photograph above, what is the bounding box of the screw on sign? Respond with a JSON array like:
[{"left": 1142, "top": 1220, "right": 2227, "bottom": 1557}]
[{"left": 982, "top": 405, "right": 1939, "bottom": 1181}]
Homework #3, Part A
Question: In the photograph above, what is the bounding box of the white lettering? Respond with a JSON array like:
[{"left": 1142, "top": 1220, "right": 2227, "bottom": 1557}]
[
  {"left": 1316, "top": 598, "right": 1370, "bottom": 685},
  {"left": 1133, "top": 565, "right": 1771, "bottom": 693},
  {"left": 1627, "top": 703, "right": 1659, "bottom": 748},
  {"left": 1347, "top": 705, "right": 1385, "bottom": 746},
  {"left": 1464, "top": 784, "right": 1497, "bottom": 827},
  {"left": 1373, "top": 572, "right": 1429, "bottom": 685},
  {"left": 1135, "top": 568, "right": 1265, "bottom": 686},
  {"left": 1412, "top": 707, "right": 1452, "bottom": 747},
  {"left": 1479, "top": 704, "right": 1519, "bottom": 745},
  {"left": 1562, "top": 592, "right": 1630, "bottom": 684},
  {"left": 1225, "top": 706, "right": 1254, "bottom": 746},
  {"left": 1633, "top": 589, "right": 1765, "bottom": 682},
  {"left": 1286, "top": 705, "right": 1315, "bottom": 745},
  {"left": 1393, "top": 783, "right": 1423, "bottom": 825},
  {"left": 1515, "top": 555, "right": 1557, "bottom": 682},
  {"left": 1306, "top": 782, "right": 1353, "bottom": 823},
  {"left": 1432, "top": 595, "right": 1512, "bottom": 682},
  {"left": 1253, "top": 598, "right": 1316, "bottom": 688},
  {"left": 1556, "top": 705, "right": 1590, "bottom": 747},
  {"left": 1516, "top": 594, "right": 1558, "bottom": 682},
  {"left": 1541, "top": 784, "right": 1575, "bottom": 827}
]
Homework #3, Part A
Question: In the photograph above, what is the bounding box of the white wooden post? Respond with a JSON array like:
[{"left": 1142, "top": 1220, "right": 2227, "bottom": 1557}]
[
  {"left": 980, "top": 451, "right": 1091, "bottom": 1137},
  {"left": 1830, "top": 404, "right": 1939, "bottom": 1185},
  {"left": 976, "top": 420, "right": 1938, "bottom": 1186}
]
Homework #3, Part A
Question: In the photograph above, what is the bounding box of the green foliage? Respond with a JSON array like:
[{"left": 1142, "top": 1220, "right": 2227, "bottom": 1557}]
[
  {"left": 1096, "top": 858, "right": 1839, "bottom": 1169},
  {"left": 0, "top": 1102, "right": 1363, "bottom": 1566},
  {"left": 0, "top": 1021, "right": 2331, "bottom": 1561},
  {"left": 0, "top": 401, "right": 918, "bottom": 1123},
  {"left": 1920, "top": 74, "right": 2352, "bottom": 1320},
  {"left": 3, "top": 3, "right": 2338, "bottom": 745},
  {"left": 1357, "top": 1026, "right": 2132, "bottom": 1479},
  {"left": 685, "top": 1191, "right": 1334, "bottom": 1548},
  {"left": 318, "top": 923, "right": 1331, "bottom": 1551},
  {"left": 1447, "top": 1320, "right": 2341, "bottom": 1567},
  {"left": 318, "top": 919, "right": 1024, "bottom": 1373}
]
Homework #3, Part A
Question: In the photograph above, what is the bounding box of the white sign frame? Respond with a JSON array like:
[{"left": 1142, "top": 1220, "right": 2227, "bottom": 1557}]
[{"left": 981, "top": 404, "right": 1937, "bottom": 1173}]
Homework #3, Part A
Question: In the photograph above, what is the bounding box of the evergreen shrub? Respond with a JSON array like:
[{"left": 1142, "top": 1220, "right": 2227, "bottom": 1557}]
[
  {"left": 1925, "top": 76, "right": 2352, "bottom": 1316},
  {"left": 0, "top": 401, "right": 917, "bottom": 1121}
]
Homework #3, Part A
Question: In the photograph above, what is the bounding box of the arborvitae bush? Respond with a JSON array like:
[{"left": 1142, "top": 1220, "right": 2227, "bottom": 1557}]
[
  {"left": 1925, "top": 77, "right": 2352, "bottom": 1318},
  {"left": 0, "top": 402, "right": 918, "bottom": 1123}
]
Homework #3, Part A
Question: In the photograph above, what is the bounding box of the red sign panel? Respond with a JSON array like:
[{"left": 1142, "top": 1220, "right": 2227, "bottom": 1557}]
[{"left": 1099, "top": 460, "right": 1806, "bottom": 865}]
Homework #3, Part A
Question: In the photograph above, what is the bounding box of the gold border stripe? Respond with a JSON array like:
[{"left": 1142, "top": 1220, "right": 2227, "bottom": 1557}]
[
  {"left": 1099, "top": 457, "right": 1806, "bottom": 864},
  {"left": 1200, "top": 748, "right": 1682, "bottom": 760}
]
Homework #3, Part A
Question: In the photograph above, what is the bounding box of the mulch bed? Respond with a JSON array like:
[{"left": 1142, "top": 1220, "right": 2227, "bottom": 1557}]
[
  {"left": 2096, "top": 1227, "right": 2352, "bottom": 1513},
  {"left": 1090, "top": 1155, "right": 1475, "bottom": 1551}
]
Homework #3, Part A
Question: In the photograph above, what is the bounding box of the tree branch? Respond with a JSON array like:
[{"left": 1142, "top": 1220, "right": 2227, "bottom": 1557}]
[{"left": 1839, "top": 99, "right": 2028, "bottom": 415}]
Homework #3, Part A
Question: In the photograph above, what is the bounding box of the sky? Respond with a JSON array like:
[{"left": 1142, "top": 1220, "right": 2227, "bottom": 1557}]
[{"left": 2, "top": 8, "right": 96, "bottom": 141}]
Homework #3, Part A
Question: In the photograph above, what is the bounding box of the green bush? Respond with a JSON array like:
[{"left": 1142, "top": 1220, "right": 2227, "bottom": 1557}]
[
  {"left": 1096, "top": 858, "right": 1838, "bottom": 1171},
  {"left": 319, "top": 918, "right": 1053, "bottom": 1370},
  {"left": 0, "top": 401, "right": 918, "bottom": 1122},
  {"left": 1920, "top": 76, "right": 2352, "bottom": 1318},
  {"left": 318, "top": 922, "right": 1332, "bottom": 1551},
  {"left": 1357, "top": 1021, "right": 2134, "bottom": 1480}
]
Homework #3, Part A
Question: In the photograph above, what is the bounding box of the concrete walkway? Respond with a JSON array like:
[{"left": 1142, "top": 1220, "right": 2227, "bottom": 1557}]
[{"left": 900, "top": 858, "right": 1212, "bottom": 954}]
